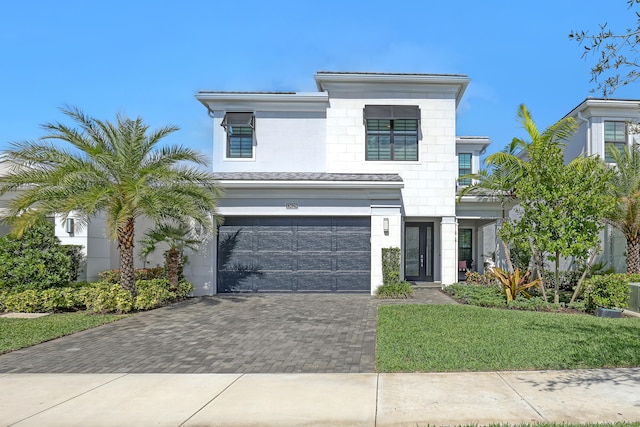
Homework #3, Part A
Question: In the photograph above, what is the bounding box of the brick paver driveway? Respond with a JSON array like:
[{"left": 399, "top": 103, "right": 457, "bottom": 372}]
[{"left": 0, "top": 289, "right": 455, "bottom": 374}]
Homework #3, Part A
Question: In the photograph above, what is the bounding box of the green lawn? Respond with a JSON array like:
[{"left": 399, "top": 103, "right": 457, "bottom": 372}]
[
  {"left": 377, "top": 304, "right": 640, "bottom": 372},
  {"left": 0, "top": 312, "right": 127, "bottom": 354}
]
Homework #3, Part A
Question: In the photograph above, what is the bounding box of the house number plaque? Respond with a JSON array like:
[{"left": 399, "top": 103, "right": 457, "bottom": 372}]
[{"left": 286, "top": 203, "right": 298, "bottom": 209}]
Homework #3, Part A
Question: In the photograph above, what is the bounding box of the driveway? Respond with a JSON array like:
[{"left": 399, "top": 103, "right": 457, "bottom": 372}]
[{"left": 0, "top": 289, "right": 455, "bottom": 374}]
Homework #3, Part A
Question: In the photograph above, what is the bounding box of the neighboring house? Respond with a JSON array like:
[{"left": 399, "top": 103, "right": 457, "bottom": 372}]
[
  {"left": 188, "top": 71, "right": 496, "bottom": 295},
  {"left": 562, "top": 97, "right": 640, "bottom": 272}
]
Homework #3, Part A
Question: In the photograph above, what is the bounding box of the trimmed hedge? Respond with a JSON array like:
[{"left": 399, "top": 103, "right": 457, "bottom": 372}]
[{"left": 0, "top": 279, "right": 194, "bottom": 314}]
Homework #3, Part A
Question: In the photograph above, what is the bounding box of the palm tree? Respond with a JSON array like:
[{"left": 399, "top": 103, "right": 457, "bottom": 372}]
[
  {"left": 0, "top": 106, "right": 223, "bottom": 296},
  {"left": 605, "top": 143, "right": 640, "bottom": 274},
  {"left": 458, "top": 134, "right": 525, "bottom": 274},
  {"left": 139, "top": 222, "right": 203, "bottom": 290}
]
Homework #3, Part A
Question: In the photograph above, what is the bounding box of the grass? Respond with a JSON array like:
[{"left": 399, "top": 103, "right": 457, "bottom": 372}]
[
  {"left": 0, "top": 312, "right": 127, "bottom": 354},
  {"left": 376, "top": 304, "right": 640, "bottom": 372}
]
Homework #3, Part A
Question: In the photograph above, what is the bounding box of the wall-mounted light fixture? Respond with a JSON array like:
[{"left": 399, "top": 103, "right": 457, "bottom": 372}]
[
  {"left": 383, "top": 217, "right": 389, "bottom": 235},
  {"left": 65, "top": 218, "right": 74, "bottom": 234}
]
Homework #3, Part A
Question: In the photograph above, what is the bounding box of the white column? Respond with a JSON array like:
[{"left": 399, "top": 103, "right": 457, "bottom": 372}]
[
  {"left": 441, "top": 216, "right": 458, "bottom": 286},
  {"left": 371, "top": 212, "right": 402, "bottom": 295}
]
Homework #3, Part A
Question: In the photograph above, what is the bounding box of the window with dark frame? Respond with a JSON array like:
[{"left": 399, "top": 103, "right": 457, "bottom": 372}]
[
  {"left": 458, "top": 228, "right": 473, "bottom": 268},
  {"left": 604, "top": 121, "right": 626, "bottom": 163},
  {"left": 221, "top": 112, "right": 254, "bottom": 159},
  {"left": 458, "top": 153, "right": 472, "bottom": 185},
  {"left": 364, "top": 105, "right": 419, "bottom": 161}
]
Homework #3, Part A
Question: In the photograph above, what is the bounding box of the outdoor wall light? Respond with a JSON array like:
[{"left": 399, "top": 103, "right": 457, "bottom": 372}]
[
  {"left": 383, "top": 217, "right": 389, "bottom": 235},
  {"left": 65, "top": 218, "right": 74, "bottom": 234}
]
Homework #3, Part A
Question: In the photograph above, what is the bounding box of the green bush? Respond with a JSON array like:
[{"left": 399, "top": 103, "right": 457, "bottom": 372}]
[
  {"left": 0, "top": 222, "right": 72, "bottom": 292},
  {"left": 464, "top": 270, "right": 495, "bottom": 287},
  {"left": 507, "top": 295, "right": 561, "bottom": 311},
  {"left": 99, "top": 267, "right": 166, "bottom": 284},
  {"left": 584, "top": 274, "right": 630, "bottom": 311},
  {"left": 381, "top": 247, "right": 401, "bottom": 286},
  {"left": 81, "top": 283, "right": 134, "bottom": 314},
  {"left": 376, "top": 281, "right": 414, "bottom": 299},
  {"left": 62, "top": 245, "right": 86, "bottom": 281},
  {"left": 176, "top": 280, "right": 194, "bottom": 297},
  {"left": 445, "top": 283, "right": 505, "bottom": 307},
  {"left": 0, "top": 279, "right": 193, "bottom": 314},
  {"left": 3, "top": 290, "right": 42, "bottom": 313},
  {"left": 134, "top": 279, "right": 175, "bottom": 310},
  {"left": 542, "top": 270, "right": 582, "bottom": 292}
]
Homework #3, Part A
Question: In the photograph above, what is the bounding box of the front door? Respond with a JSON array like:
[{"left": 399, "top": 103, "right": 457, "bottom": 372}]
[{"left": 404, "top": 222, "right": 434, "bottom": 282}]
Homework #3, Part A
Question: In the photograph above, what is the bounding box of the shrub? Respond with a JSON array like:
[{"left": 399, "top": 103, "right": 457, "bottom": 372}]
[
  {"left": 62, "top": 245, "right": 86, "bottom": 281},
  {"left": 584, "top": 274, "right": 630, "bottom": 311},
  {"left": 542, "top": 270, "right": 582, "bottom": 292},
  {"left": 376, "top": 281, "right": 414, "bottom": 299},
  {"left": 98, "top": 267, "right": 166, "bottom": 284},
  {"left": 3, "top": 290, "right": 42, "bottom": 313},
  {"left": 464, "top": 270, "right": 495, "bottom": 287},
  {"left": 81, "top": 283, "right": 134, "bottom": 314},
  {"left": 490, "top": 267, "right": 540, "bottom": 302},
  {"left": 134, "top": 279, "right": 175, "bottom": 310},
  {"left": 0, "top": 222, "right": 72, "bottom": 292},
  {"left": 445, "top": 283, "right": 505, "bottom": 307},
  {"left": 381, "top": 247, "right": 401, "bottom": 286},
  {"left": 507, "top": 295, "right": 560, "bottom": 311},
  {"left": 176, "top": 281, "right": 194, "bottom": 298}
]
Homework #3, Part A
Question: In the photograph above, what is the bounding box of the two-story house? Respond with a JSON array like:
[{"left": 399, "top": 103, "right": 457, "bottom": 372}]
[
  {"left": 186, "top": 71, "right": 496, "bottom": 295},
  {"left": 561, "top": 97, "right": 640, "bottom": 272}
]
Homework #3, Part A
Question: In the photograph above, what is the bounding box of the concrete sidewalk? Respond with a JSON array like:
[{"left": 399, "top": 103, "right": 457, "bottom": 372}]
[{"left": 1, "top": 369, "right": 639, "bottom": 426}]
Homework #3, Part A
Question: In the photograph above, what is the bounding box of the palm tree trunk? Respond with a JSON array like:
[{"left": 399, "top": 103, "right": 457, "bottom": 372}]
[
  {"left": 118, "top": 217, "right": 137, "bottom": 297},
  {"left": 166, "top": 247, "right": 180, "bottom": 291},
  {"left": 627, "top": 235, "right": 640, "bottom": 274}
]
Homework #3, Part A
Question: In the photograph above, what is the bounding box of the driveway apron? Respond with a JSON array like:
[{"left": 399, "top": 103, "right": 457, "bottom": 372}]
[{"left": 0, "top": 289, "right": 455, "bottom": 374}]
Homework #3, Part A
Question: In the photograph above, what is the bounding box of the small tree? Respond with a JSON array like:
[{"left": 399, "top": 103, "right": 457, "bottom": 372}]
[
  {"left": 499, "top": 105, "right": 614, "bottom": 303},
  {"left": 139, "top": 222, "right": 203, "bottom": 290}
]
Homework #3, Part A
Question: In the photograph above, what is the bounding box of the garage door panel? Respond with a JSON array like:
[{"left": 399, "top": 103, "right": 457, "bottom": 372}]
[
  {"left": 217, "top": 217, "right": 370, "bottom": 293},
  {"left": 337, "top": 253, "right": 370, "bottom": 271},
  {"left": 256, "top": 272, "right": 293, "bottom": 292},
  {"left": 335, "top": 272, "right": 370, "bottom": 291},
  {"left": 296, "top": 233, "right": 333, "bottom": 251},
  {"left": 336, "top": 235, "right": 370, "bottom": 251},
  {"left": 295, "top": 273, "right": 335, "bottom": 292},
  {"left": 255, "top": 253, "right": 294, "bottom": 270},
  {"left": 296, "top": 253, "right": 333, "bottom": 271},
  {"left": 219, "top": 230, "right": 253, "bottom": 252},
  {"left": 257, "top": 232, "right": 293, "bottom": 251}
]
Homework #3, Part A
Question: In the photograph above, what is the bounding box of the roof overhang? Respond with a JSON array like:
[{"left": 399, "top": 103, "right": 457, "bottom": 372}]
[
  {"left": 195, "top": 92, "right": 329, "bottom": 113},
  {"left": 314, "top": 72, "right": 470, "bottom": 106}
]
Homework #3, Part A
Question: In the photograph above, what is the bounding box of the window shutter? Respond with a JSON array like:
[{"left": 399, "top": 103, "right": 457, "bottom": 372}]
[
  {"left": 221, "top": 112, "right": 255, "bottom": 129},
  {"left": 363, "top": 105, "right": 419, "bottom": 120}
]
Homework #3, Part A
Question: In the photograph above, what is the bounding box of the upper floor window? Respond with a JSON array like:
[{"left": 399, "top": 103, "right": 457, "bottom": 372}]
[
  {"left": 221, "top": 112, "right": 254, "bottom": 159},
  {"left": 604, "top": 121, "right": 626, "bottom": 162},
  {"left": 364, "top": 105, "right": 419, "bottom": 161},
  {"left": 458, "top": 153, "right": 472, "bottom": 185}
]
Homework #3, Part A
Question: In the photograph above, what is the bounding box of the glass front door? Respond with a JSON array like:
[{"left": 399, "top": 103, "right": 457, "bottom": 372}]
[{"left": 404, "top": 222, "right": 434, "bottom": 282}]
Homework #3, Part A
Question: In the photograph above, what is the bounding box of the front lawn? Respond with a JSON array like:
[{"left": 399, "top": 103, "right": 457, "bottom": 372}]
[
  {"left": 0, "top": 312, "right": 127, "bottom": 354},
  {"left": 377, "top": 304, "right": 640, "bottom": 372}
]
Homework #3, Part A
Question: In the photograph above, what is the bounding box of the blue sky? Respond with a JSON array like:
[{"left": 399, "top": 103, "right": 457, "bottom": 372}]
[{"left": 1, "top": 0, "right": 638, "bottom": 163}]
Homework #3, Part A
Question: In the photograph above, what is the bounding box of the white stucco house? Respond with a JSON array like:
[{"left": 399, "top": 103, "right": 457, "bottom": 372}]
[
  {"left": 183, "top": 71, "right": 497, "bottom": 295},
  {"left": 0, "top": 71, "right": 505, "bottom": 295}
]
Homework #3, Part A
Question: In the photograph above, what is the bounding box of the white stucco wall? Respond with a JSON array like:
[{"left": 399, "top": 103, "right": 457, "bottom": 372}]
[
  {"left": 324, "top": 96, "right": 458, "bottom": 218},
  {"left": 210, "top": 111, "right": 327, "bottom": 172}
]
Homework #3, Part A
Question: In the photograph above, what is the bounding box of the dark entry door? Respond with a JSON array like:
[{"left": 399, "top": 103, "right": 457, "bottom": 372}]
[{"left": 404, "top": 222, "right": 434, "bottom": 282}]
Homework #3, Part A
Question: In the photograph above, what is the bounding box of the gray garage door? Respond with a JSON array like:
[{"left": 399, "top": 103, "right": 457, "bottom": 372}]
[{"left": 217, "top": 217, "right": 371, "bottom": 293}]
